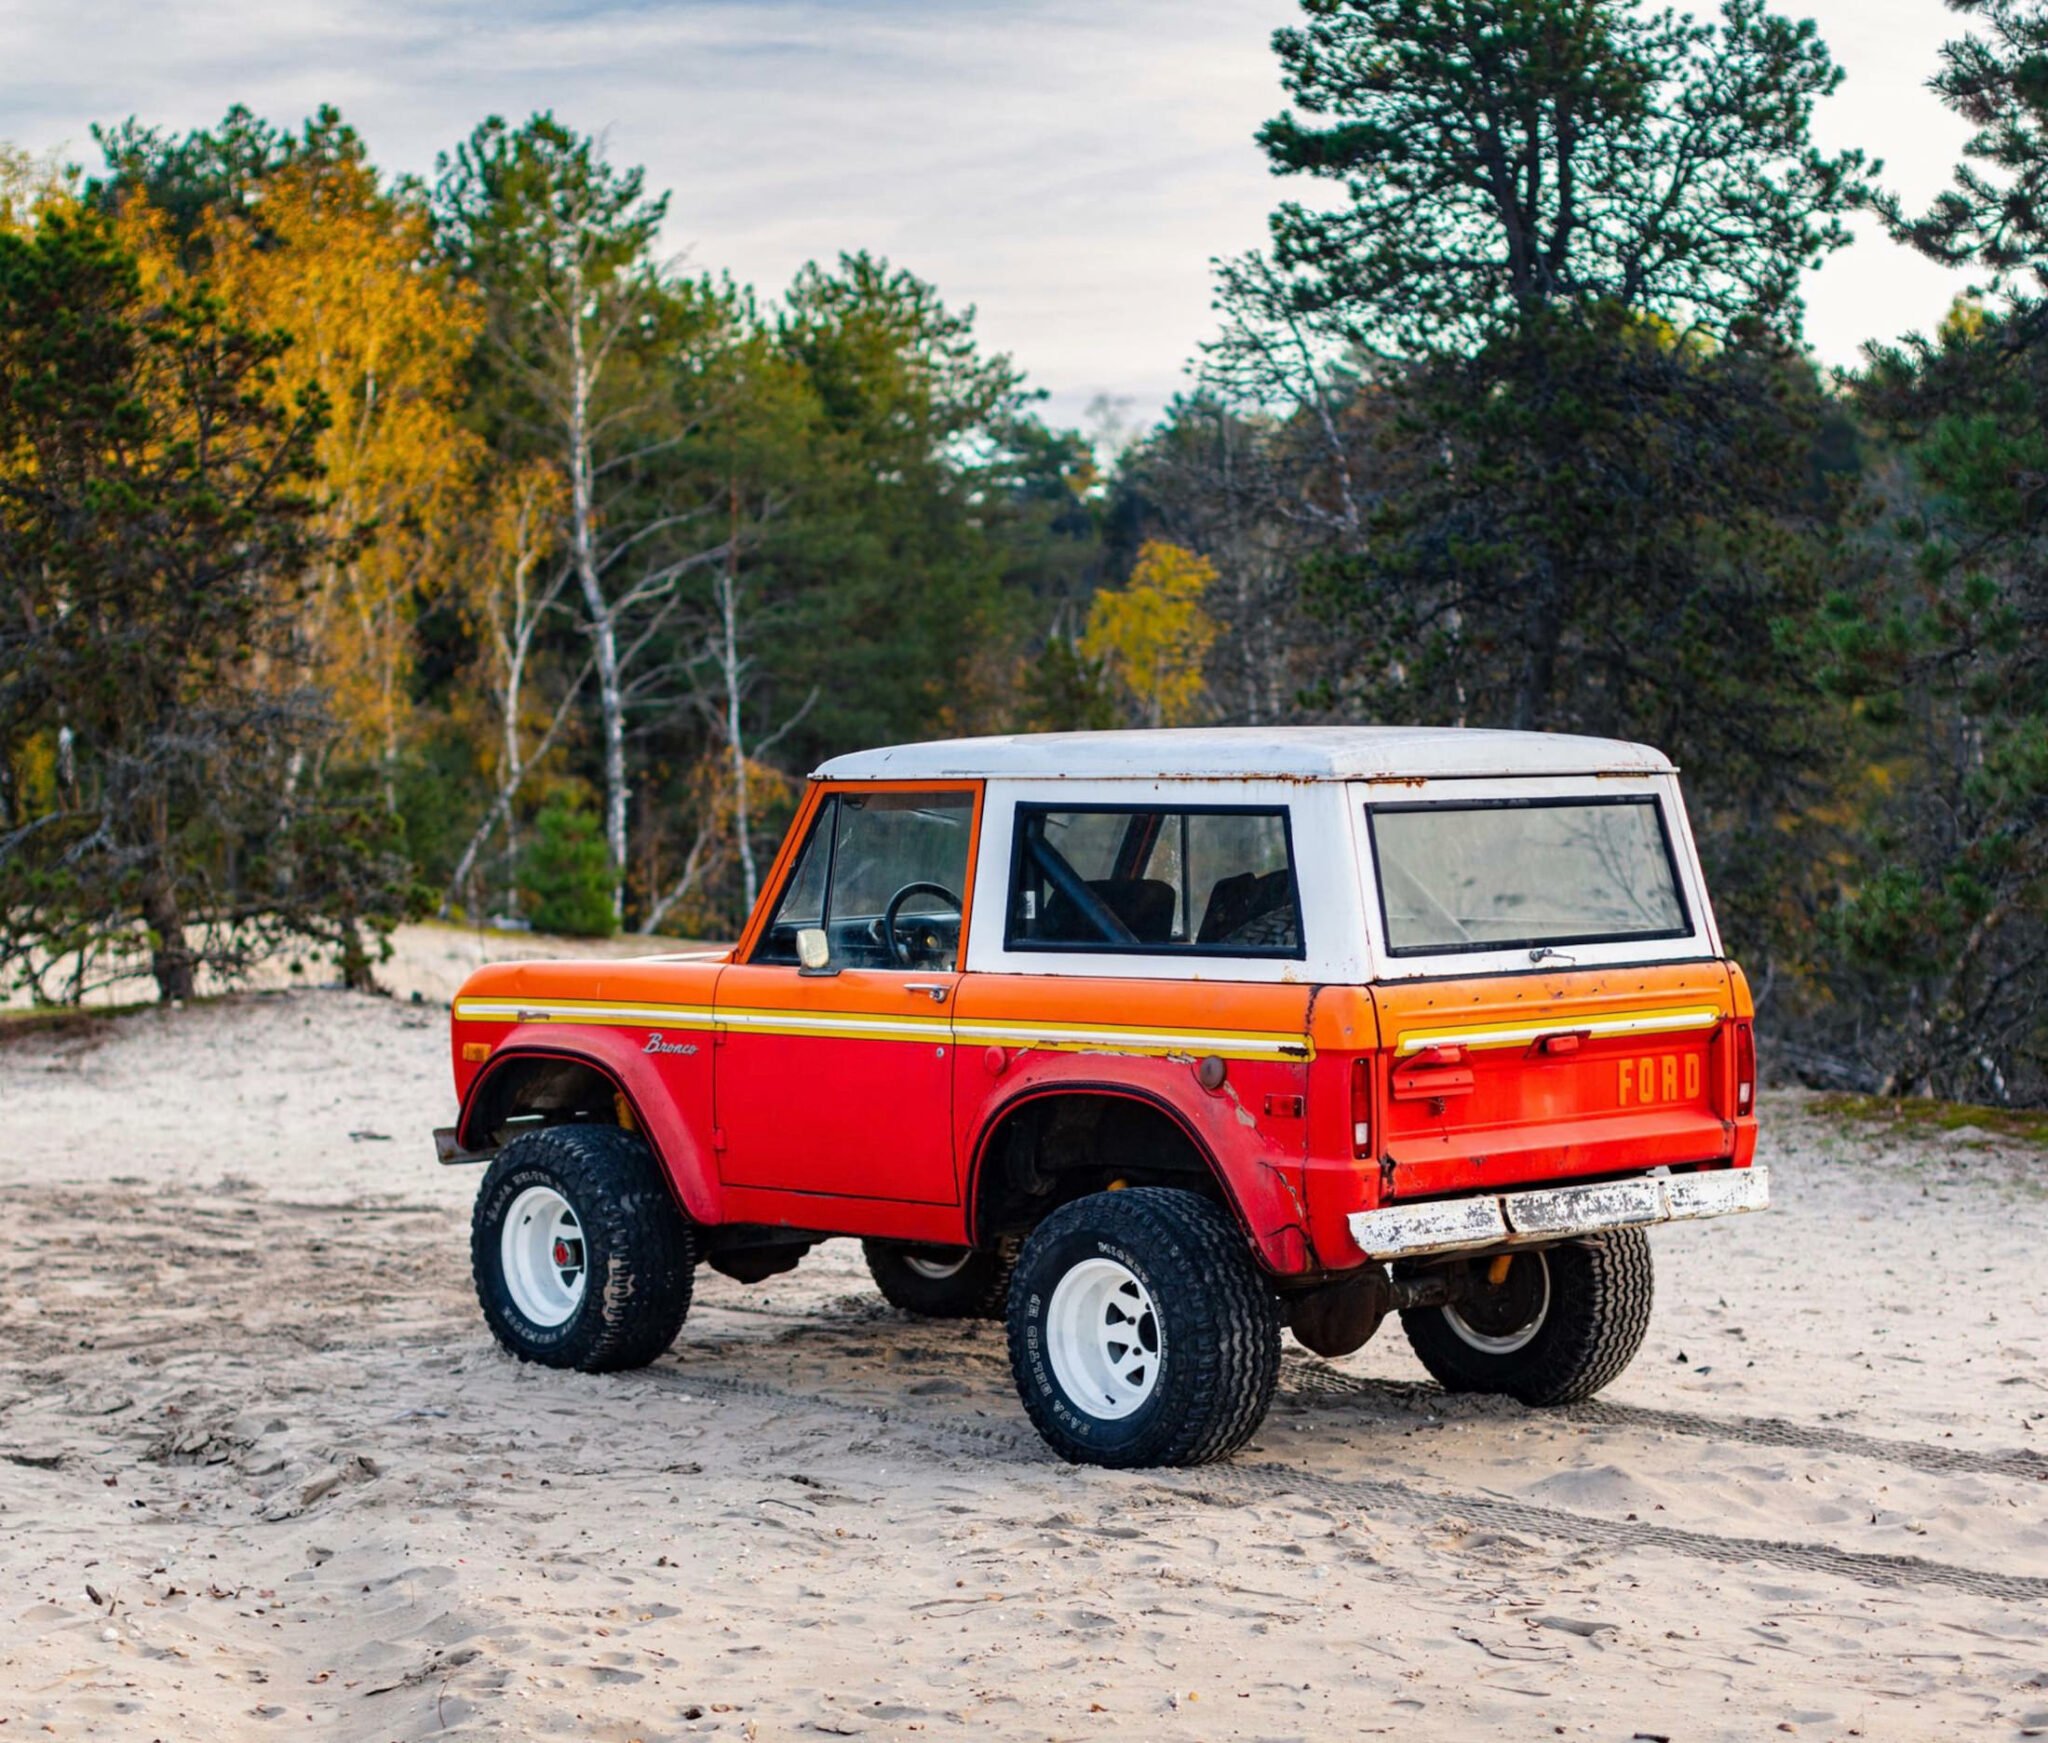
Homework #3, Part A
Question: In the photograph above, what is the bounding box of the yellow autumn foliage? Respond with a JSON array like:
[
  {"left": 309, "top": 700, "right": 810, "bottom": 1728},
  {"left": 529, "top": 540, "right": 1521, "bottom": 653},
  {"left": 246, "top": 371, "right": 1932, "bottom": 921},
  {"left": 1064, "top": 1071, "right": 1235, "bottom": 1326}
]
[
  {"left": 194, "top": 152, "right": 484, "bottom": 793},
  {"left": 1081, "top": 540, "right": 1221, "bottom": 727},
  {"left": 0, "top": 145, "right": 71, "bottom": 235}
]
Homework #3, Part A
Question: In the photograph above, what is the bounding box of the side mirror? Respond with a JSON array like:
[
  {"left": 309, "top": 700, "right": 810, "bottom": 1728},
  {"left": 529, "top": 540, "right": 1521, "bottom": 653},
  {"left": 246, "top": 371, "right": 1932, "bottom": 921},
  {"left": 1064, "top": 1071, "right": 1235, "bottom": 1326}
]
[{"left": 795, "top": 927, "right": 833, "bottom": 973}]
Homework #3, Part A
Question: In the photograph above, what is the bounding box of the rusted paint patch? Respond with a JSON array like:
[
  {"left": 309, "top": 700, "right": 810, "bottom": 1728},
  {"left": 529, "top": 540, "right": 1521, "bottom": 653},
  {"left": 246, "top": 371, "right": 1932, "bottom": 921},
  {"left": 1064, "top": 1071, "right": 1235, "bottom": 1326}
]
[
  {"left": 1350, "top": 1194, "right": 1509, "bottom": 1258},
  {"left": 1216, "top": 1079, "right": 1260, "bottom": 1130},
  {"left": 1347, "top": 1166, "right": 1771, "bottom": 1261},
  {"left": 1507, "top": 1176, "right": 1663, "bottom": 1237}
]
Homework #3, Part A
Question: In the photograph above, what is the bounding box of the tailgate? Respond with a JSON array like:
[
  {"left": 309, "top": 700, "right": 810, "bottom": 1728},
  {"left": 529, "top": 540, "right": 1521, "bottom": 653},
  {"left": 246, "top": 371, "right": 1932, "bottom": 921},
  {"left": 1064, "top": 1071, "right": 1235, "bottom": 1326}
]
[{"left": 1369, "top": 963, "right": 1739, "bottom": 1199}]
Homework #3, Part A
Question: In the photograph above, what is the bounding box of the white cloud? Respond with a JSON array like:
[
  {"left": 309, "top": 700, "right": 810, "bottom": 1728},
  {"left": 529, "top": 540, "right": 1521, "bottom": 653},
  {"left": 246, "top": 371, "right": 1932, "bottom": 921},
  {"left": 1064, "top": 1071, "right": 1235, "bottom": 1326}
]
[{"left": 0, "top": 0, "right": 1987, "bottom": 424}]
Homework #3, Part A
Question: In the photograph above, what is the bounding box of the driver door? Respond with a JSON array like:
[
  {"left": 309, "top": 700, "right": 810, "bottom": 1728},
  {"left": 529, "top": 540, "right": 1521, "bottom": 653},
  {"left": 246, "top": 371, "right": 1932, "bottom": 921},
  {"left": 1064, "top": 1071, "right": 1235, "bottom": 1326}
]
[{"left": 713, "top": 783, "right": 978, "bottom": 1205}]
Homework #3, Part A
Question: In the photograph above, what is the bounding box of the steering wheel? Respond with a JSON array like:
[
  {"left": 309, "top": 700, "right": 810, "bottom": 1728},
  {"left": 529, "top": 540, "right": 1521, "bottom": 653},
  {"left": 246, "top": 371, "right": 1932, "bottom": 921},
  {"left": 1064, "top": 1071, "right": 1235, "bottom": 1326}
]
[{"left": 883, "top": 881, "right": 963, "bottom": 968}]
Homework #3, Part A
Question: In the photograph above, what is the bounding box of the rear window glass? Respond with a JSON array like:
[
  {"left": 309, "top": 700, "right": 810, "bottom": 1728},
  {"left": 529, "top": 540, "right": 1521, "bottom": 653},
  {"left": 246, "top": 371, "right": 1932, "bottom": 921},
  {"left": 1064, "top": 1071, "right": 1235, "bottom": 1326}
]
[
  {"left": 1366, "top": 798, "right": 1690, "bottom": 957},
  {"left": 1008, "top": 805, "right": 1302, "bottom": 957}
]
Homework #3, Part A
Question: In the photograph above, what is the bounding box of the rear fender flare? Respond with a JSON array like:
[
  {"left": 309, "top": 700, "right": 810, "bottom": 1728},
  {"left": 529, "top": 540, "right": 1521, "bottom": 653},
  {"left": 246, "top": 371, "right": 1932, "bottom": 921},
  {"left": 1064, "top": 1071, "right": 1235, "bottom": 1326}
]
[
  {"left": 964, "top": 1078, "right": 1312, "bottom": 1274},
  {"left": 458, "top": 1030, "right": 721, "bottom": 1226}
]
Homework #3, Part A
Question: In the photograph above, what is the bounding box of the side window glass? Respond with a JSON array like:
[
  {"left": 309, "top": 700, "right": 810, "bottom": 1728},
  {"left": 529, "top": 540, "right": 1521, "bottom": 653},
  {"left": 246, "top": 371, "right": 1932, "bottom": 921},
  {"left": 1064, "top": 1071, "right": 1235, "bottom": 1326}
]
[
  {"left": 1188, "top": 813, "right": 1296, "bottom": 948},
  {"left": 1007, "top": 806, "right": 1302, "bottom": 957},
  {"left": 751, "top": 796, "right": 837, "bottom": 964},
  {"left": 823, "top": 791, "right": 974, "bottom": 969},
  {"left": 752, "top": 789, "right": 974, "bottom": 970}
]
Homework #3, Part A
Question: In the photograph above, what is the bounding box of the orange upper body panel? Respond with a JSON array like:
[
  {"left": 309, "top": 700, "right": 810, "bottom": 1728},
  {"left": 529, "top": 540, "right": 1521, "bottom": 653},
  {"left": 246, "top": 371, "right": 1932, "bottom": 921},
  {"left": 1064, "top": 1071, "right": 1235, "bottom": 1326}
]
[{"left": 449, "top": 950, "right": 729, "bottom": 1102}]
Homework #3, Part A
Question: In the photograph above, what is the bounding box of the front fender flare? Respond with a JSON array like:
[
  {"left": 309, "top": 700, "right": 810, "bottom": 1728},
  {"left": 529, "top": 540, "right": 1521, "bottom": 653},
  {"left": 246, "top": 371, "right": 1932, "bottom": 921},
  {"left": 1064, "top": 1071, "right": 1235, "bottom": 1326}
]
[{"left": 458, "top": 1028, "right": 722, "bottom": 1226}]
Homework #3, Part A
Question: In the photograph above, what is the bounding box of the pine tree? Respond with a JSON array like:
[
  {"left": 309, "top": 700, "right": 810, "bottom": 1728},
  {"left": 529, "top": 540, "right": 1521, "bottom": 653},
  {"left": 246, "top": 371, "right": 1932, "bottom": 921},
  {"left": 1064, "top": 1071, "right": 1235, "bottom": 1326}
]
[
  {"left": 1202, "top": 0, "right": 1869, "bottom": 987},
  {"left": 1829, "top": 0, "right": 2048, "bottom": 1098},
  {"left": 0, "top": 212, "right": 416, "bottom": 1001}
]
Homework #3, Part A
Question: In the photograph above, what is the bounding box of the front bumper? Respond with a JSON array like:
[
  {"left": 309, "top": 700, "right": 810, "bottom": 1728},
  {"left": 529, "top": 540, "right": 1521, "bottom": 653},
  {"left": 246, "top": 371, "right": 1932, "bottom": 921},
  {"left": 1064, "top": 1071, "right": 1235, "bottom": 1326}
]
[{"left": 1346, "top": 1166, "right": 1769, "bottom": 1262}]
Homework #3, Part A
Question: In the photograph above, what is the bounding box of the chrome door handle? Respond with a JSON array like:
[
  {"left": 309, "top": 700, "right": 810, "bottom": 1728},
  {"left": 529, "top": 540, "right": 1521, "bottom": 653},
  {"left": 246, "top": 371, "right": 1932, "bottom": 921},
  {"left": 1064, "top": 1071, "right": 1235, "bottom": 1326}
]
[{"left": 903, "top": 982, "right": 950, "bottom": 1003}]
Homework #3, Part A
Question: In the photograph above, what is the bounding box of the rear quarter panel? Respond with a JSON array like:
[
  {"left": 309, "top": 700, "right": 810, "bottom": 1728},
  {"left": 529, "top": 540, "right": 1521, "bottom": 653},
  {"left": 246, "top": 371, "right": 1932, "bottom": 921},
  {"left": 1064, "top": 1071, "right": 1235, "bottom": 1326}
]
[{"left": 953, "top": 974, "right": 1317, "bottom": 1270}]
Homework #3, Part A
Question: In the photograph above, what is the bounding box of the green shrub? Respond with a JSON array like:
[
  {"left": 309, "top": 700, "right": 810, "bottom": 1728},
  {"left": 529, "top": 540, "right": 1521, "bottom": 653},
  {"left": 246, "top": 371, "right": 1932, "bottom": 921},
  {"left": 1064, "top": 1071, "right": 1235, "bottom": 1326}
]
[{"left": 521, "top": 802, "right": 615, "bottom": 937}]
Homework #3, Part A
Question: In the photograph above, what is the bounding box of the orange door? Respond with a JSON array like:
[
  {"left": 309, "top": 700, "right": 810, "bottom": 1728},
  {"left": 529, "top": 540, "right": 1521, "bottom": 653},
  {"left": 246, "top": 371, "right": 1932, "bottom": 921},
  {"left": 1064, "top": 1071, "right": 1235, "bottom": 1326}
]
[
  {"left": 713, "top": 963, "right": 959, "bottom": 1203},
  {"left": 713, "top": 781, "right": 979, "bottom": 1207}
]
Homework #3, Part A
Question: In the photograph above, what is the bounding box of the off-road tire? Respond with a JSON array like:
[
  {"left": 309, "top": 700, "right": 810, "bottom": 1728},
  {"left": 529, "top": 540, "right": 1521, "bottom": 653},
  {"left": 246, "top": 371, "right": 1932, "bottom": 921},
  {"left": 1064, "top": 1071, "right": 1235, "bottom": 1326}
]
[
  {"left": 471, "top": 1125, "right": 696, "bottom": 1373},
  {"left": 1006, "top": 1187, "right": 1279, "bottom": 1468},
  {"left": 1400, "top": 1229, "right": 1653, "bottom": 1406},
  {"left": 863, "top": 1238, "right": 1018, "bottom": 1319}
]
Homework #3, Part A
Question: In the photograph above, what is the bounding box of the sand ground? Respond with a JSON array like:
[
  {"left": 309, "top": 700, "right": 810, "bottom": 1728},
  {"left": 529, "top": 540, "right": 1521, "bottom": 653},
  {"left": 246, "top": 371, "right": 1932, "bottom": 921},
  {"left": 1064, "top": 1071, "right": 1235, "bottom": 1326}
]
[
  {"left": 1, "top": 917, "right": 693, "bottom": 1017},
  {"left": 3, "top": 974, "right": 2047, "bottom": 1742}
]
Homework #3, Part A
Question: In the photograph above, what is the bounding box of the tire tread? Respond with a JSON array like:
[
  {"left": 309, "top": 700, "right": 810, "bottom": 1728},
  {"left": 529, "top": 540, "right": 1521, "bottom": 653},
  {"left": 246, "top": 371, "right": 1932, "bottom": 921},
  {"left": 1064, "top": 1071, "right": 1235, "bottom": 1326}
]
[
  {"left": 1007, "top": 1187, "right": 1279, "bottom": 1468},
  {"left": 863, "top": 1238, "right": 1019, "bottom": 1319},
  {"left": 471, "top": 1125, "right": 696, "bottom": 1373},
  {"left": 1401, "top": 1228, "right": 1653, "bottom": 1406}
]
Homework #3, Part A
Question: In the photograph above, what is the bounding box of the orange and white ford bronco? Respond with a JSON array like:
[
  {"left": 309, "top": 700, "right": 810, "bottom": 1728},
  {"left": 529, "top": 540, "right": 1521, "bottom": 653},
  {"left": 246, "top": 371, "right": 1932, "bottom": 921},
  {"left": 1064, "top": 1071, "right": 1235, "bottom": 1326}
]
[{"left": 439, "top": 728, "right": 1763, "bottom": 1467}]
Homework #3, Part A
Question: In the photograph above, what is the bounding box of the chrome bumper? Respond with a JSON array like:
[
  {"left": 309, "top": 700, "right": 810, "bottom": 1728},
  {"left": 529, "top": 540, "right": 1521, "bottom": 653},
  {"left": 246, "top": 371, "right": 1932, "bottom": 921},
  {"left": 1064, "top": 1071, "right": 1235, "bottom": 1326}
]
[{"left": 1346, "top": 1166, "right": 1769, "bottom": 1262}]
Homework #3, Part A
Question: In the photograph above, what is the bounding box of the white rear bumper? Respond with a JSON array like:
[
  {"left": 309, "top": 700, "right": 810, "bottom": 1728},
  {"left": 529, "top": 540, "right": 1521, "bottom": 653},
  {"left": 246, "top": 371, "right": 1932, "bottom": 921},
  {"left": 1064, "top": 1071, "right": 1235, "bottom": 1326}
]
[{"left": 1346, "top": 1166, "right": 1769, "bottom": 1261}]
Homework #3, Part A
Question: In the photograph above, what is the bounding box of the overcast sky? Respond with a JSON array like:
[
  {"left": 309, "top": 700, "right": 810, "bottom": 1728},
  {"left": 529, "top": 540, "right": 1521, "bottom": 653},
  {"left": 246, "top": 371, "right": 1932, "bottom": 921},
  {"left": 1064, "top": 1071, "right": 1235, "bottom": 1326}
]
[{"left": 0, "top": 0, "right": 1988, "bottom": 433}]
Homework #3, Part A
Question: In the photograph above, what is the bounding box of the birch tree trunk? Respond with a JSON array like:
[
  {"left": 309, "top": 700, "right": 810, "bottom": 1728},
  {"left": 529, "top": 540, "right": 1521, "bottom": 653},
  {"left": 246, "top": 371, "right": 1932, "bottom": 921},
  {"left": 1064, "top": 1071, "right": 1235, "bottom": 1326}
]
[
  {"left": 561, "top": 274, "right": 630, "bottom": 928},
  {"left": 443, "top": 471, "right": 574, "bottom": 914},
  {"left": 716, "top": 559, "right": 759, "bottom": 915},
  {"left": 446, "top": 127, "right": 763, "bottom": 937}
]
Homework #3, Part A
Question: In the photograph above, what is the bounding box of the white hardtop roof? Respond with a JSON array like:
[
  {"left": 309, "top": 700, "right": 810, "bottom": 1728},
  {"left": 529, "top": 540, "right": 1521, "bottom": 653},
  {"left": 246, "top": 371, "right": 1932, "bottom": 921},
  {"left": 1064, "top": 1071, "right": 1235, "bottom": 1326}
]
[{"left": 814, "top": 726, "right": 1673, "bottom": 783}]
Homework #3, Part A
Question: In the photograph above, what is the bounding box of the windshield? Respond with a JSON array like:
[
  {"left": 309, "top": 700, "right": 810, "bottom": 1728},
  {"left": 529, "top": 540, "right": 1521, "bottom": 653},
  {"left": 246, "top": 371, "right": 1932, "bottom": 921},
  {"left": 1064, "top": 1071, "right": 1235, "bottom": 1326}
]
[{"left": 1367, "top": 797, "right": 1691, "bottom": 957}]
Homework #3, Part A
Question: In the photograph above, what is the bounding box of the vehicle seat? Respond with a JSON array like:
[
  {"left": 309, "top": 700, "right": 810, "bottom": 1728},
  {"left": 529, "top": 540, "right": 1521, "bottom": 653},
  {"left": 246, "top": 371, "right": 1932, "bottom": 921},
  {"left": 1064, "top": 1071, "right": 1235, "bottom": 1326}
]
[
  {"left": 1198, "top": 869, "right": 1296, "bottom": 946},
  {"left": 1040, "top": 877, "right": 1176, "bottom": 944}
]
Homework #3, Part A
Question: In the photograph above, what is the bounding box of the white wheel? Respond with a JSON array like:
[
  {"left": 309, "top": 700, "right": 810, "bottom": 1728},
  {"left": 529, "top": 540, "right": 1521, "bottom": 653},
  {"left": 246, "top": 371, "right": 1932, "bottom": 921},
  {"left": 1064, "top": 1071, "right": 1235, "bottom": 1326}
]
[
  {"left": 1044, "top": 1255, "right": 1162, "bottom": 1421},
  {"left": 473, "top": 1127, "right": 695, "bottom": 1372},
  {"left": 1010, "top": 1189, "right": 1280, "bottom": 1466},
  {"left": 1442, "top": 1248, "right": 1550, "bottom": 1354},
  {"left": 903, "top": 1250, "right": 973, "bottom": 1281},
  {"left": 500, "top": 1184, "right": 587, "bottom": 1328}
]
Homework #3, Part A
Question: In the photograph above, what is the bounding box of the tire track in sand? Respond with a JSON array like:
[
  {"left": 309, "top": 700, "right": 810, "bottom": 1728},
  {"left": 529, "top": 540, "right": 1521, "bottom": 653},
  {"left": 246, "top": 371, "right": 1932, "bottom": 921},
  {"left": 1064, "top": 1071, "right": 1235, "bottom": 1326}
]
[
  {"left": 1283, "top": 1358, "right": 2048, "bottom": 1484},
  {"left": 691, "top": 1299, "right": 2048, "bottom": 1483},
  {"left": 646, "top": 1364, "right": 2048, "bottom": 1606}
]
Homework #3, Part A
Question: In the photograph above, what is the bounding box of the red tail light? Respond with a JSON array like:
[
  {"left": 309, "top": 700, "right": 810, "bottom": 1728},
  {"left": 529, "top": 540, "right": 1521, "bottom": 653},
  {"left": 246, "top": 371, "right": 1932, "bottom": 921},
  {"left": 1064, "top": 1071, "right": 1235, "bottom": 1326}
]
[
  {"left": 1734, "top": 1022, "right": 1756, "bottom": 1116},
  {"left": 1352, "top": 1056, "right": 1373, "bottom": 1157}
]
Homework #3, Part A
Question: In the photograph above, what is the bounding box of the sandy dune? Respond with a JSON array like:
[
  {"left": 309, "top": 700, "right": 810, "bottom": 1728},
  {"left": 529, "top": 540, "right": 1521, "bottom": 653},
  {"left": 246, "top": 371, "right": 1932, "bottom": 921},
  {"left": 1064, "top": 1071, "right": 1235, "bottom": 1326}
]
[
  {"left": 4, "top": 988, "right": 2047, "bottom": 1741},
  {"left": 1, "top": 917, "right": 702, "bottom": 1015}
]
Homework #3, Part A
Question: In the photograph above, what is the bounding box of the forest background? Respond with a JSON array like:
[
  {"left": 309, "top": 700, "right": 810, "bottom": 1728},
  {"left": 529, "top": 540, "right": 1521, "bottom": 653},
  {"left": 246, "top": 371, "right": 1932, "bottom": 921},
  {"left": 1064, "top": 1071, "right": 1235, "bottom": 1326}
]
[{"left": 4, "top": 0, "right": 2048, "bottom": 1106}]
